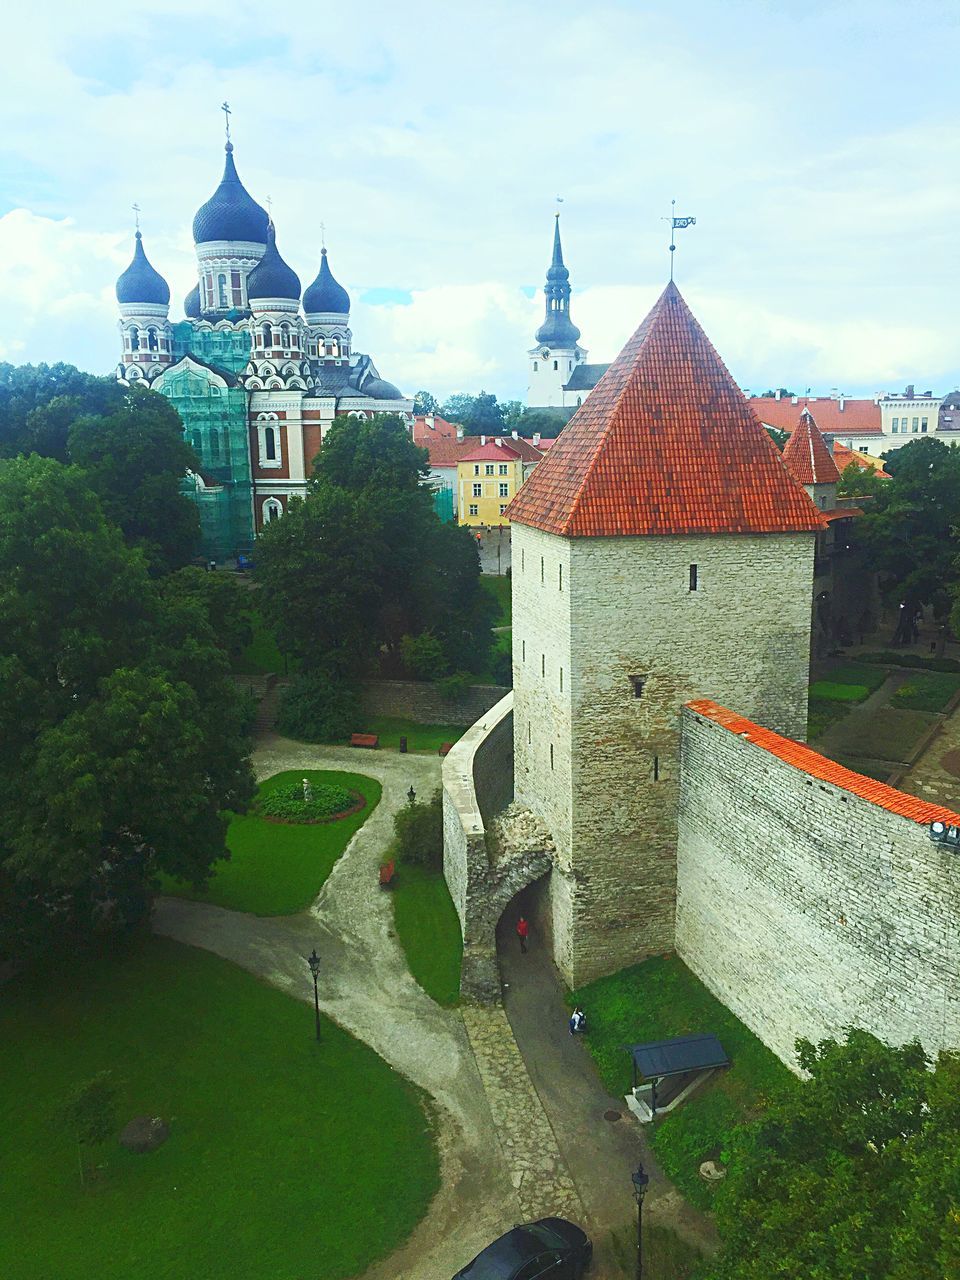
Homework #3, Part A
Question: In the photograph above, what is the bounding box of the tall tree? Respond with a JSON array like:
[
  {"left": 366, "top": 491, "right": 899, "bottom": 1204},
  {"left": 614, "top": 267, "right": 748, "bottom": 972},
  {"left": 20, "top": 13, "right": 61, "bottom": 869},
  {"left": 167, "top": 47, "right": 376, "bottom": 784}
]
[
  {"left": 67, "top": 386, "right": 200, "bottom": 573},
  {"left": 412, "top": 390, "right": 441, "bottom": 415},
  {"left": 463, "top": 391, "right": 504, "bottom": 435},
  {"left": 0, "top": 455, "right": 253, "bottom": 958},
  {"left": 0, "top": 363, "right": 119, "bottom": 458},
  {"left": 440, "top": 392, "right": 476, "bottom": 425},
  {"left": 705, "top": 1031, "right": 959, "bottom": 1280}
]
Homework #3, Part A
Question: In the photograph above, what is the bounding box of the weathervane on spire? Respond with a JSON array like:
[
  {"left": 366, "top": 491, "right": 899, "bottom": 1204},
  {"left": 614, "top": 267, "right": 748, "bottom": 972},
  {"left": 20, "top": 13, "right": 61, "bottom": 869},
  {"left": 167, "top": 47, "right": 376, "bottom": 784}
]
[
  {"left": 555, "top": 194, "right": 564, "bottom": 218},
  {"left": 663, "top": 198, "right": 696, "bottom": 281},
  {"left": 320, "top": 220, "right": 326, "bottom": 249},
  {"left": 132, "top": 202, "right": 141, "bottom": 233},
  {"left": 221, "top": 101, "right": 232, "bottom": 143},
  {"left": 265, "top": 194, "right": 273, "bottom": 227}
]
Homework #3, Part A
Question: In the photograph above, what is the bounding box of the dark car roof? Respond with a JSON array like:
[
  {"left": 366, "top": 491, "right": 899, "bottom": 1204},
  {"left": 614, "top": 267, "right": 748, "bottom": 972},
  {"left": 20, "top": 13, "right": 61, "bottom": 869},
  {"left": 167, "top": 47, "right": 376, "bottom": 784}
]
[{"left": 454, "top": 1218, "right": 586, "bottom": 1278}]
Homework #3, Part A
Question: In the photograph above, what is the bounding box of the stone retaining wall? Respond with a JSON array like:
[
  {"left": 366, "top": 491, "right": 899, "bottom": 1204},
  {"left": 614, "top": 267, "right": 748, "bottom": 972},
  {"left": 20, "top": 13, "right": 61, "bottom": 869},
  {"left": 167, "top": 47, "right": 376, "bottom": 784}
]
[{"left": 359, "top": 679, "right": 509, "bottom": 727}]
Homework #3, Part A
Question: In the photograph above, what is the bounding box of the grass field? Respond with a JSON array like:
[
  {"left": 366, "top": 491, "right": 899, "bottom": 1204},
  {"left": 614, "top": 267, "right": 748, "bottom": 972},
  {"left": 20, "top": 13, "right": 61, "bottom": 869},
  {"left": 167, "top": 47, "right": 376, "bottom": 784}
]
[
  {"left": 161, "top": 769, "right": 381, "bottom": 915},
  {"left": 235, "top": 604, "right": 290, "bottom": 676},
  {"left": 337, "top": 716, "right": 468, "bottom": 754},
  {"left": 391, "top": 865, "right": 463, "bottom": 1006},
  {"left": 893, "top": 671, "right": 960, "bottom": 713},
  {"left": 0, "top": 938, "right": 438, "bottom": 1280},
  {"left": 572, "top": 954, "right": 794, "bottom": 1210},
  {"left": 808, "top": 679, "right": 870, "bottom": 703},
  {"left": 807, "top": 696, "right": 850, "bottom": 740},
  {"left": 824, "top": 706, "right": 937, "bottom": 763},
  {"left": 481, "top": 574, "right": 512, "bottom": 627}
]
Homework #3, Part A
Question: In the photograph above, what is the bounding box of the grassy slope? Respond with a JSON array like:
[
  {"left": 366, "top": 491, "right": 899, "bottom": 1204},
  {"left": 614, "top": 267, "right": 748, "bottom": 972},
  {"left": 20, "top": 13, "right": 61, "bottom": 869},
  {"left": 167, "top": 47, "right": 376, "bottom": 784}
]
[
  {"left": 391, "top": 865, "right": 463, "bottom": 1006},
  {"left": 573, "top": 955, "right": 794, "bottom": 1210},
  {"left": 0, "top": 939, "right": 438, "bottom": 1280},
  {"left": 343, "top": 716, "right": 467, "bottom": 754},
  {"left": 161, "top": 770, "right": 381, "bottom": 915},
  {"left": 481, "top": 574, "right": 512, "bottom": 627}
]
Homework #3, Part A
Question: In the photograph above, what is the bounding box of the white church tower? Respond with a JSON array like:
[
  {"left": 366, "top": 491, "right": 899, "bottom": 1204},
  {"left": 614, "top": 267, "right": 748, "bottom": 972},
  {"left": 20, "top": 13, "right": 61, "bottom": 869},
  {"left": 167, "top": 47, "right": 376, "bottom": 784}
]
[{"left": 526, "top": 215, "right": 586, "bottom": 408}]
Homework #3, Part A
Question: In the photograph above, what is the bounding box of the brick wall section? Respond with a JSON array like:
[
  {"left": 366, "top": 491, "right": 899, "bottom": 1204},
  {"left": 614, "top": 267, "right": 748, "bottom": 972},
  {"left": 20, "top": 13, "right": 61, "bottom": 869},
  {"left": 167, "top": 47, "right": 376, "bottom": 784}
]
[
  {"left": 512, "top": 522, "right": 815, "bottom": 989},
  {"left": 359, "top": 679, "right": 508, "bottom": 727},
  {"left": 676, "top": 705, "right": 960, "bottom": 1068}
]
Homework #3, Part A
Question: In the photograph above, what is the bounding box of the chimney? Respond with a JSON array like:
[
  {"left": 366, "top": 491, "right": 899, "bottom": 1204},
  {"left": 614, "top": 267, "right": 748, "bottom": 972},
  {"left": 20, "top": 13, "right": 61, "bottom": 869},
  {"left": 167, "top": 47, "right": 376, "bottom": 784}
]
[
  {"left": 924, "top": 390, "right": 932, "bottom": 397},
  {"left": 480, "top": 434, "right": 486, "bottom": 446},
  {"left": 494, "top": 437, "right": 502, "bottom": 447},
  {"left": 775, "top": 388, "right": 782, "bottom": 401},
  {"left": 456, "top": 425, "right": 464, "bottom": 440},
  {"left": 426, "top": 415, "right": 435, "bottom": 430},
  {"left": 512, "top": 430, "right": 519, "bottom": 439},
  {"left": 790, "top": 395, "right": 798, "bottom": 405},
  {"left": 905, "top": 384, "right": 915, "bottom": 398},
  {"left": 533, "top": 432, "right": 541, "bottom": 447},
  {"left": 839, "top": 398, "right": 845, "bottom": 411}
]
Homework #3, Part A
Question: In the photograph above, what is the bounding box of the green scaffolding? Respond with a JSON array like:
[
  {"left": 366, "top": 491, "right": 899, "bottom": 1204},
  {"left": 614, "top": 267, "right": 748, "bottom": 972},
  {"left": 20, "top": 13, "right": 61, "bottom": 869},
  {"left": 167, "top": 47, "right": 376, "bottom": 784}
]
[{"left": 156, "top": 323, "right": 254, "bottom": 559}]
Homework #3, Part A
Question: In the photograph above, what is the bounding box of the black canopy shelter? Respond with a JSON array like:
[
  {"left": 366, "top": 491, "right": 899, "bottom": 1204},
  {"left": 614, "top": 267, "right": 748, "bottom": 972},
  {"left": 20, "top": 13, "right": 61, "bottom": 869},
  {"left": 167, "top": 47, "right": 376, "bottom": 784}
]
[{"left": 627, "top": 1034, "right": 730, "bottom": 1117}]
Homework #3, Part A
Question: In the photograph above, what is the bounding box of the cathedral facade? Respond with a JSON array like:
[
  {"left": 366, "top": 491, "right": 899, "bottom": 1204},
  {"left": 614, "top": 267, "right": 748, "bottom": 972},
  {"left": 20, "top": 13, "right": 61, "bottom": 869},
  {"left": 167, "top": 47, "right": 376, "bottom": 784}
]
[{"left": 115, "top": 137, "right": 411, "bottom": 557}]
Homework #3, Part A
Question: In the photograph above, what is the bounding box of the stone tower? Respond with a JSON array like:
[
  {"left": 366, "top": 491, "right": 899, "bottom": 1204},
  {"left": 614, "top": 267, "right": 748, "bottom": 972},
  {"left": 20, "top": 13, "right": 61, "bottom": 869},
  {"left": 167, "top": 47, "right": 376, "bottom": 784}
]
[
  {"left": 781, "top": 407, "right": 841, "bottom": 511},
  {"left": 507, "top": 282, "right": 824, "bottom": 987},
  {"left": 527, "top": 215, "right": 586, "bottom": 408}
]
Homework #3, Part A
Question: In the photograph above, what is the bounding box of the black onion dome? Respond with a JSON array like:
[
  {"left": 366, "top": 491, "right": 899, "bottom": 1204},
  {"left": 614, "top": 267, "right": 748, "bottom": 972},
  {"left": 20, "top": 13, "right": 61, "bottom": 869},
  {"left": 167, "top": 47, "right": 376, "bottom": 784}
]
[
  {"left": 535, "top": 311, "right": 581, "bottom": 346},
  {"left": 246, "top": 223, "right": 301, "bottom": 301},
  {"left": 363, "top": 375, "right": 403, "bottom": 400},
  {"left": 184, "top": 283, "right": 201, "bottom": 318},
  {"left": 192, "top": 143, "right": 270, "bottom": 244},
  {"left": 303, "top": 248, "right": 350, "bottom": 314},
  {"left": 116, "top": 232, "right": 170, "bottom": 305}
]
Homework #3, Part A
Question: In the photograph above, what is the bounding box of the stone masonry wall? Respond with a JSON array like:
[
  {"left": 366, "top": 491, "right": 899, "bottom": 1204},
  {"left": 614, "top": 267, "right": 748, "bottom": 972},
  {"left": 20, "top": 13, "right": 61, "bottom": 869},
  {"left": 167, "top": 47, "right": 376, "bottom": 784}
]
[
  {"left": 512, "top": 523, "right": 815, "bottom": 989},
  {"left": 359, "top": 679, "right": 508, "bottom": 727},
  {"left": 676, "top": 706, "right": 960, "bottom": 1068}
]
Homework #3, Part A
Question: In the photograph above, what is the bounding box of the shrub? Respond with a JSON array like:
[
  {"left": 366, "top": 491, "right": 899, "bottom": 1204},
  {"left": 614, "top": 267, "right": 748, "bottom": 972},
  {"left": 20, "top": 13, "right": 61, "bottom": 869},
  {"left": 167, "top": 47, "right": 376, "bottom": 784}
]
[
  {"left": 860, "top": 650, "right": 960, "bottom": 673},
  {"left": 399, "top": 631, "right": 448, "bottom": 681},
  {"left": 893, "top": 671, "right": 960, "bottom": 713},
  {"left": 275, "top": 672, "right": 360, "bottom": 743},
  {"left": 436, "top": 672, "right": 470, "bottom": 702},
  {"left": 256, "top": 781, "right": 355, "bottom": 822},
  {"left": 392, "top": 789, "right": 443, "bottom": 870}
]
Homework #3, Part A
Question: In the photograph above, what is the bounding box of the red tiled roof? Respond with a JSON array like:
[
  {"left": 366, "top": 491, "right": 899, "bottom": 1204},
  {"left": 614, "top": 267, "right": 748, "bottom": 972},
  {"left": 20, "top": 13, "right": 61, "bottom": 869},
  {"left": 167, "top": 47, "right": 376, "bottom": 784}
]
[
  {"left": 832, "top": 442, "right": 890, "bottom": 479},
  {"left": 422, "top": 438, "right": 475, "bottom": 467},
  {"left": 781, "top": 409, "right": 841, "bottom": 485},
  {"left": 753, "top": 396, "right": 882, "bottom": 436},
  {"left": 507, "top": 283, "right": 824, "bottom": 537},
  {"left": 687, "top": 699, "right": 960, "bottom": 826},
  {"left": 537, "top": 437, "right": 557, "bottom": 450},
  {"left": 459, "top": 439, "right": 526, "bottom": 463},
  {"left": 412, "top": 415, "right": 459, "bottom": 442}
]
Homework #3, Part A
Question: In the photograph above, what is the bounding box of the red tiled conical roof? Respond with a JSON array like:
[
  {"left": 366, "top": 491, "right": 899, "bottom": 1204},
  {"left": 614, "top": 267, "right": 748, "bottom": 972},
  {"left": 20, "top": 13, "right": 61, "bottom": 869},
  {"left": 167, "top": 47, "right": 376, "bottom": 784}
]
[
  {"left": 507, "top": 282, "right": 824, "bottom": 537},
  {"left": 781, "top": 408, "right": 841, "bottom": 486}
]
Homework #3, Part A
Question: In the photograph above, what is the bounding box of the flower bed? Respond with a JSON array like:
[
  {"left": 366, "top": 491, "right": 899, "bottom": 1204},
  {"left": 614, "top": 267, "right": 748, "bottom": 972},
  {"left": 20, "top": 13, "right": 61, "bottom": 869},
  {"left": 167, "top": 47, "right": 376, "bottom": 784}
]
[{"left": 255, "top": 782, "right": 363, "bottom": 824}]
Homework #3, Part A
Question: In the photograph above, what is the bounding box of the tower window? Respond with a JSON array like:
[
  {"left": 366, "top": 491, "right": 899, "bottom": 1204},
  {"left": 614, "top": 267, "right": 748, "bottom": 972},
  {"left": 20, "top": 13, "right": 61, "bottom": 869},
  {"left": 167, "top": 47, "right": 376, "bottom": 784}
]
[
  {"left": 550, "top": 743, "right": 554, "bottom": 770},
  {"left": 540, "top": 556, "right": 544, "bottom": 584},
  {"left": 147, "top": 328, "right": 159, "bottom": 351},
  {"left": 527, "top": 723, "right": 531, "bottom": 744},
  {"left": 689, "top": 563, "right": 698, "bottom": 592},
  {"left": 210, "top": 428, "right": 220, "bottom": 460},
  {"left": 521, "top": 549, "right": 525, "bottom": 572},
  {"left": 191, "top": 429, "right": 202, "bottom": 455},
  {"left": 262, "top": 323, "right": 274, "bottom": 348},
  {"left": 629, "top": 674, "right": 647, "bottom": 699},
  {"left": 533, "top": 361, "right": 538, "bottom": 372},
  {"left": 559, "top": 667, "right": 563, "bottom": 692},
  {"left": 264, "top": 425, "right": 277, "bottom": 462},
  {"left": 553, "top": 360, "right": 558, "bottom": 371},
  {"left": 522, "top": 640, "right": 526, "bottom": 661},
  {"left": 558, "top": 564, "right": 562, "bottom": 591},
  {"left": 653, "top": 755, "right": 659, "bottom": 781},
  {"left": 541, "top": 653, "right": 545, "bottom": 676},
  {"left": 218, "top": 273, "right": 229, "bottom": 308},
  {"left": 130, "top": 327, "right": 140, "bottom": 351}
]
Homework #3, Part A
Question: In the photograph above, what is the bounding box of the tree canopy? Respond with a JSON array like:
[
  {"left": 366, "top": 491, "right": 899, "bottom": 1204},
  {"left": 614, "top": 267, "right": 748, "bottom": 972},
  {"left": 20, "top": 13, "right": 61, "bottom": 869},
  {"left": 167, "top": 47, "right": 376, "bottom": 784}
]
[
  {"left": 0, "top": 455, "right": 254, "bottom": 959},
  {"left": 412, "top": 390, "right": 441, "bottom": 416},
  {"left": 256, "top": 413, "right": 495, "bottom": 688},
  {"left": 704, "top": 1031, "right": 960, "bottom": 1280},
  {"left": 855, "top": 437, "right": 960, "bottom": 626}
]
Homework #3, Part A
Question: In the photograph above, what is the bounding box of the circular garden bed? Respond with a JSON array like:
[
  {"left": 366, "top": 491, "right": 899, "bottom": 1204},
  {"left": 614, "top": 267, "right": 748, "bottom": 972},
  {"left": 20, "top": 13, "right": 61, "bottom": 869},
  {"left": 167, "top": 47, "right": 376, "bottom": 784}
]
[{"left": 254, "top": 781, "right": 367, "bottom": 825}]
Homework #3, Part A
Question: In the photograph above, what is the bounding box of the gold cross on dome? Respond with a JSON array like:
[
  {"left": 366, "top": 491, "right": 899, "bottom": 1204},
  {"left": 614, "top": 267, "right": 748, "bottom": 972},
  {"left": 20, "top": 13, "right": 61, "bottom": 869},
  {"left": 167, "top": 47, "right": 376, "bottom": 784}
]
[{"left": 132, "top": 202, "right": 141, "bottom": 232}]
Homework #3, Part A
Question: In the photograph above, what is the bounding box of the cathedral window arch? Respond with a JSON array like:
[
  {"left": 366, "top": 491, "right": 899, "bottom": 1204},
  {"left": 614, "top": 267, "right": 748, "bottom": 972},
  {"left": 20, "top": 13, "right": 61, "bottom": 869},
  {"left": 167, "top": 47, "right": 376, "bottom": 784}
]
[
  {"left": 280, "top": 323, "right": 290, "bottom": 347},
  {"left": 130, "top": 327, "right": 140, "bottom": 351},
  {"left": 210, "top": 429, "right": 220, "bottom": 461},
  {"left": 218, "top": 273, "right": 229, "bottom": 308},
  {"left": 257, "top": 415, "right": 281, "bottom": 468},
  {"left": 533, "top": 360, "right": 538, "bottom": 371},
  {"left": 190, "top": 429, "right": 202, "bottom": 456},
  {"left": 262, "top": 323, "right": 274, "bottom": 349},
  {"left": 262, "top": 498, "right": 283, "bottom": 524},
  {"left": 147, "top": 328, "right": 159, "bottom": 352}
]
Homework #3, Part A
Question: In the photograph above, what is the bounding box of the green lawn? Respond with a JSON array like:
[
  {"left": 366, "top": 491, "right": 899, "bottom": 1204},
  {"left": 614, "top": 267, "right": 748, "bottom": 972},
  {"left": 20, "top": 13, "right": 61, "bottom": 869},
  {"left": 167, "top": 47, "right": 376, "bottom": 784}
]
[
  {"left": 161, "top": 770, "right": 381, "bottom": 914},
  {"left": 893, "top": 671, "right": 960, "bottom": 713},
  {"left": 235, "top": 604, "right": 290, "bottom": 676},
  {"left": 807, "top": 696, "right": 850, "bottom": 740},
  {"left": 481, "top": 574, "right": 512, "bottom": 627},
  {"left": 808, "top": 679, "right": 870, "bottom": 703},
  {"left": 823, "top": 706, "right": 937, "bottom": 763},
  {"left": 0, "top": 938, "right": 438, "bottom": 1280},
  {"left": 391, "top": 865, "right": 463, "bottom": 1006},
  {"left": 334, "top": 716, "right": 467, "bottom": 754},
  {"left": 572, "top": 954, "right": 794, "bottom": 1210},
  {"left": 817, "top": 660, "right": 887, "bottom": 693}
]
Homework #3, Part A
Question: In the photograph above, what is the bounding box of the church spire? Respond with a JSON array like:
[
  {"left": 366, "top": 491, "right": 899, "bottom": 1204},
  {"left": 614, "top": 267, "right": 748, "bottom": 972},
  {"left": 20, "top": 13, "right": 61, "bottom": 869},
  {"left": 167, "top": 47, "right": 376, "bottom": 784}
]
[{"left": 535, "top": 213, "right": 580, "bottom": 348}]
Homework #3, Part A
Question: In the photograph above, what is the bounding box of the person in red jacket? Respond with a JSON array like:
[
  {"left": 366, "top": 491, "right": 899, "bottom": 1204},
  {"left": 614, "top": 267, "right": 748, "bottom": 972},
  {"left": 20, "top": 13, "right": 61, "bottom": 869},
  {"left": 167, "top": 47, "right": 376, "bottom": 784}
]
[{"left": 516, "top": 916, "right": 529, "bottom": 954}]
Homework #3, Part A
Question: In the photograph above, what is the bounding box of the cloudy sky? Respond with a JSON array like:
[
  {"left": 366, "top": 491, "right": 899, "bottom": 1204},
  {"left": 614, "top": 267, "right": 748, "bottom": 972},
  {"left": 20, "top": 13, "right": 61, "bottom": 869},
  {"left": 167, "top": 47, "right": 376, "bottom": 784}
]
[{"left": 1, "top": 0, "right": 958, "bottom": 400}]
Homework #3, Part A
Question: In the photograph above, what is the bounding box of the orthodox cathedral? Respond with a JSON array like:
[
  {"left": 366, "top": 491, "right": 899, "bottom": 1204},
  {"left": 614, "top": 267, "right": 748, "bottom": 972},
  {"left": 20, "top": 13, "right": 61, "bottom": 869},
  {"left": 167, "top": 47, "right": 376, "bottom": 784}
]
[
  {"left": 526, "top": 216, "right": 608, "bottom": 411},
  {"left": 115, "top": 130, "right": 411, "bottom": 557}
]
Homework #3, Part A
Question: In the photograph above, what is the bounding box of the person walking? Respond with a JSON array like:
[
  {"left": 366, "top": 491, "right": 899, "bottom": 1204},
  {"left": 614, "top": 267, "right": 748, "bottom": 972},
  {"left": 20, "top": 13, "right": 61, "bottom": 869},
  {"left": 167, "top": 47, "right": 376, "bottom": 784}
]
[
  {"left": 569, "top": 1006, "right": 586, "bottom": 1036},
  {"left": 516, "top": 915, "right": 529, "bottom": 954}
]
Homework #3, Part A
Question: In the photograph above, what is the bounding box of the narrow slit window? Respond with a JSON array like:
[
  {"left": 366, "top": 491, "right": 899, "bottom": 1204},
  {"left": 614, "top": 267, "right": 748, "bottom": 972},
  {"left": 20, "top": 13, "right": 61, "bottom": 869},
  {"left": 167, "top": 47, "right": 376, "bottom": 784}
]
[
  {"left": 559, "top": 668, "right": 563, "bottom": 692},
  {"left": 629, "top": 674, "right": 647, "bottom": 699},
  {"left": 653, "top": 755, "right": 659, "bottom": 781},
  {"left": 689, "top": 563, "right": 698, "bottom": 592},
  {"left": 527, "top": 723, "right": 531, "bottom": 744},
  {"left": 558, "top": 564, "right": 563, "bottom": 591},
  {"left": 540, "top": 556, "right": 544, "bottom": 585},
  {"left": 541, "top": 654, "right": 545, "bottom": 676},
  {"left": 550, "top": 743, "right": 554, "bottom": 770},
  {"left": 522, "top": 640, "right": 526, "bottom": 661}
]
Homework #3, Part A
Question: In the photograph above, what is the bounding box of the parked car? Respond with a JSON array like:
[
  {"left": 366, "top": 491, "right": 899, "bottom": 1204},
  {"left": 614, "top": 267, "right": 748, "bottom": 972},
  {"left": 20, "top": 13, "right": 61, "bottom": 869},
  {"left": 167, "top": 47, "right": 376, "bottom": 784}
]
[{"left": 452, "top": 1217, "right": 592, "bottom": 1278}]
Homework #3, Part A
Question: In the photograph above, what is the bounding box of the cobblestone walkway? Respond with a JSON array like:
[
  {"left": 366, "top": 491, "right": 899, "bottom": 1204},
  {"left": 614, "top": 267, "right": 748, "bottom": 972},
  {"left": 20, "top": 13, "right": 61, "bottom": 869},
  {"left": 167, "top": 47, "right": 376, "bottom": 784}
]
[{"left": 461, "top": 1004, "right": 584, "bottom": 1222}]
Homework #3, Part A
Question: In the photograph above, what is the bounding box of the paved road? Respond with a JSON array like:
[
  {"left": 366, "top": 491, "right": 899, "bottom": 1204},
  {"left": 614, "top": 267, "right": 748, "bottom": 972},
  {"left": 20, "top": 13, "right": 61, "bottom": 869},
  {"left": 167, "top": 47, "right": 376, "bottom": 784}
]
[{"left": 477, "top": 526, "right": 512, "bottom": 576}]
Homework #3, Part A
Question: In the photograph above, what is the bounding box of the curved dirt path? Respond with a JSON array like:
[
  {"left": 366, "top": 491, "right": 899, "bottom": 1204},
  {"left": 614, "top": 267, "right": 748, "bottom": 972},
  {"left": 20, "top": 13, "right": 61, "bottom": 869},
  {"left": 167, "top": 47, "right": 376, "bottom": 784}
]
[{"left": 154, "top": 735, "right": 516, "bottom": 1279}]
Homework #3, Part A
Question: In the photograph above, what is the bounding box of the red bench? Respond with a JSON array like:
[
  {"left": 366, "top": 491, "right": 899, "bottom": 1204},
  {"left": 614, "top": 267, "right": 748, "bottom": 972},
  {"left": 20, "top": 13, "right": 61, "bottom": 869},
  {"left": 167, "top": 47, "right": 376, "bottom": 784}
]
[
  {"left": 379, "top": 859, "right": 395, "bottom": 888},
  {"left": 438, "top": 742, "right": 454, "bottom": 757},
  {"left": 350, "top": 733, "right": 379, "bottom": 749}
]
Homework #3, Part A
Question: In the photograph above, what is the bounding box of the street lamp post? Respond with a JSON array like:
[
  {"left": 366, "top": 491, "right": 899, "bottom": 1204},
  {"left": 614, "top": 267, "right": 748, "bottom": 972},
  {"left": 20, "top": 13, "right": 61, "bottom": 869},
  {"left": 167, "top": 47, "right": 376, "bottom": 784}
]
[
  {"left": 632, "top": 1164, "right": 649, "bottom": 1280},
  {"left": 306, "top": 948, "right": 321, "bottom": 1041}
]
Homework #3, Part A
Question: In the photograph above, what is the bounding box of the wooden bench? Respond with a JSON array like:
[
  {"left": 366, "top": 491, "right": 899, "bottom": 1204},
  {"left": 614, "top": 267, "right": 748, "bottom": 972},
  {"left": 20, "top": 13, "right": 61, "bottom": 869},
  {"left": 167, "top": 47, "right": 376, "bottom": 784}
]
[
  {"left": 438, "top": 742, "right": 454, "bottom": 757},
  {"left": 350, "top": 733, "right": 379, "bottom": 749},
  {"left": 378, "top": 859, "right": 395, "bottom": 888}
]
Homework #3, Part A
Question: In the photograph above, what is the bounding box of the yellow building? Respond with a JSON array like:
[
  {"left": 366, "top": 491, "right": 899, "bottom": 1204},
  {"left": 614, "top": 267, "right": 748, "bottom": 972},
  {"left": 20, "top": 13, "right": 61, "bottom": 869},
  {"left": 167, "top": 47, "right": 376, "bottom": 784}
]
[{"left": 457, "top": 436, "right": 542, "bottom": 527}]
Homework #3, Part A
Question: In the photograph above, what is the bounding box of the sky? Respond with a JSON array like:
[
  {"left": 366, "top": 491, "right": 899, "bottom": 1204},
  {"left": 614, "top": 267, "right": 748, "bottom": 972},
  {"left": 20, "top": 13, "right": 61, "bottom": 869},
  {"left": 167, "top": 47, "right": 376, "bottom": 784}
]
[{"left": 1, "top": 0, "right": 958, "bottom": 402}]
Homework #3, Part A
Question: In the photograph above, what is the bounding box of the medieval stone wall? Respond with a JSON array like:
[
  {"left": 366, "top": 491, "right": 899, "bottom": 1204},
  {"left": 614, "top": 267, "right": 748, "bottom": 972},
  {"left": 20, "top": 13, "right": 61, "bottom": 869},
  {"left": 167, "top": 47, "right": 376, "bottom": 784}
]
[
  {"left": 359, "top": 679, "right": 508, "bottom": 727},
  {"left": 676, "top": 706, "right": 960, "bottom": 1068},
  {"left": 512, "top": 522, "right": 815, "bottom": 989}
]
